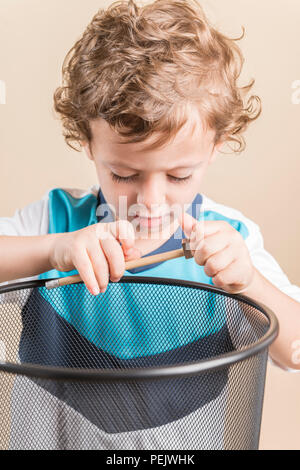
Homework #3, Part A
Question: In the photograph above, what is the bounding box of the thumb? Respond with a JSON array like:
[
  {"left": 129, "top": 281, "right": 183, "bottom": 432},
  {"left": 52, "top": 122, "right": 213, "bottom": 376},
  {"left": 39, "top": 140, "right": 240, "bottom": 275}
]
[
  {"left": 178, "top": 212, "right": 198, "bottom": 239},
  {"left": 124, "top": 247, "right": 142, "bottom": 261},
  {"left": 113, "top": 215, "right": 135, "bottom": 252}
]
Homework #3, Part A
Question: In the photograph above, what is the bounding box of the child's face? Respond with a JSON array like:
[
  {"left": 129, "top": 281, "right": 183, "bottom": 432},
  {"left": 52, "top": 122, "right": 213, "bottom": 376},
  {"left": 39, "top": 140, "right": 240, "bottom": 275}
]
[{"left": 83, "top": 108, "right": 221, "bottom": 237}]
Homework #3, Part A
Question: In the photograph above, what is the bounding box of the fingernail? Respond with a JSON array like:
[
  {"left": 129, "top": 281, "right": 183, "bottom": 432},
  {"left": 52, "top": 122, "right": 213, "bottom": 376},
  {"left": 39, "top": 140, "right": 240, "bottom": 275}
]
[{"left": 92, "top": 286, "right": 100, "bottom": 296}]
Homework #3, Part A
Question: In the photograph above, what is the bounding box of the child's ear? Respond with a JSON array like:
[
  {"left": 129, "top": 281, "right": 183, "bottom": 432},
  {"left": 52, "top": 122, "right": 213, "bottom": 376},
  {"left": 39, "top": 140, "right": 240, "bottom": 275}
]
[{"left": 81, "top": 141, "right": 94, "bottom": 161}]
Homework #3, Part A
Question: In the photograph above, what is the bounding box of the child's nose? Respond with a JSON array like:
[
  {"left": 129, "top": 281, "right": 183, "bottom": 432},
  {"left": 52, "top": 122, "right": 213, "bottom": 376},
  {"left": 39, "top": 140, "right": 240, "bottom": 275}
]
[{"left": 137, "top": 177, "right": 166, "bottom": 212}]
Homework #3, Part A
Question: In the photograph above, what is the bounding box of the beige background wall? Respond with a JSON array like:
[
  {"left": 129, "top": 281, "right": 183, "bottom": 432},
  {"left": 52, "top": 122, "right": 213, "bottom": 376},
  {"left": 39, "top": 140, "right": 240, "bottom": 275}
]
[{"left": 0, "top": 0, "right": 299, "bottom": 449}]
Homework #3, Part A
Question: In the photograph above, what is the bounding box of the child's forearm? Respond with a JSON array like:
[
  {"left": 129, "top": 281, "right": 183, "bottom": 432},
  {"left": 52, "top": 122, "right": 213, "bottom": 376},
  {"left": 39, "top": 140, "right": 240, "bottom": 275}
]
[
  {"left": 0, "top": 234, "right": 58, "bottom": 283},
  {"left": 243, "top": 267, "right": 300, "bottom": 371}
]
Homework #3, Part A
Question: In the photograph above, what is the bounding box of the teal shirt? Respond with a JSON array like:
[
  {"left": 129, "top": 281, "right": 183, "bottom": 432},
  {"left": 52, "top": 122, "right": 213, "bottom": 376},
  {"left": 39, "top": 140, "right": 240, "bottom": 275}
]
[{"left": 35, "top": 188, "right": 249, "bottom": 360}]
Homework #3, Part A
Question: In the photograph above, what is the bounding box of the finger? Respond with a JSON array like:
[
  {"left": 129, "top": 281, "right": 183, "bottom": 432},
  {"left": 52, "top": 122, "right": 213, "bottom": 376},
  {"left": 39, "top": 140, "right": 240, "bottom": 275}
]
[
  {"left": 98, "top": 219, "right": 136, "bottom": 252},
  {"left": 73, "top": 247, "right": 101, "bottom": 296},
  {"left": 203, "top": 244, "right": 236, "bottom": 278},
  {"left": 194, "top": 231, "right": 231, "bottom": 266},
  {"left": 189, "top": 220, "right": 205, "bottom": 253},
  {"left": 211, "top": 259, "right": 246, "bottom": 292},
  {"left": 124, "top": 247, "right": 142, "bottom": 261},
  {"left": 86, "top": 239, "right": 110, "bottom": 293},
  {"left": 112, "top": 220, "right": 136, "bottom": 252},
  {"left": 179, "top": 212, "right": 229, "bottom": 244},
  {"left": 178, "top": 212, "right": 198, "bottom": 239},
  {"left": 99, "top": 233, "right": 127, "bottom": 282}
]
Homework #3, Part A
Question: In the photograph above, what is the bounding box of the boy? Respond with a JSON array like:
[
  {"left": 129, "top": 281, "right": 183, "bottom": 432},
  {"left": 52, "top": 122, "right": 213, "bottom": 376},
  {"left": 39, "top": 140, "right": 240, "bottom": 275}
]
[{"left": 1, "top": 0, "right": 300, "bottom": 450}]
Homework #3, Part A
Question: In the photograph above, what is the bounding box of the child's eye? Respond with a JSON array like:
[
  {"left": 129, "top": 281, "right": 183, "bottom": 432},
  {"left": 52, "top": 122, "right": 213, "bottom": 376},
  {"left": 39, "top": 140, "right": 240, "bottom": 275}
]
[
  {"left": 110, "top": 172, "right": 192, "bottom": 184},
  {"left": 110, "top": 173, "right": 138, "bottom": 183},
  {"left": 168, "top": 175, "right": 192, "bottom": 184}
]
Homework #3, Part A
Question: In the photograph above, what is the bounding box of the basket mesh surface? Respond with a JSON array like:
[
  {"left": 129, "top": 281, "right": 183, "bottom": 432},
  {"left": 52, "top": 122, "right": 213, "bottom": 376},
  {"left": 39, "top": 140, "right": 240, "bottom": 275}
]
[{"left": 0, "top": 279, "right": 271, "bottom": 450}]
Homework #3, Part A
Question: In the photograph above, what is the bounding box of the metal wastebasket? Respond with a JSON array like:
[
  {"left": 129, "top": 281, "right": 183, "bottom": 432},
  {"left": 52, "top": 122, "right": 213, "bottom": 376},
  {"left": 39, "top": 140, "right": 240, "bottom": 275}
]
[{"left": 0, "top": 277, "right": 278, "bottom": 450}]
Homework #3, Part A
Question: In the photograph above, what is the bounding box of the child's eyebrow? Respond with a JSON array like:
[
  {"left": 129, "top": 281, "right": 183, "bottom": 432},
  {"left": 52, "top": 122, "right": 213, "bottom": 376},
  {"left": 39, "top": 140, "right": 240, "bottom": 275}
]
[{"left": 107, "top": 161, "right": 204, "bottom": 171}]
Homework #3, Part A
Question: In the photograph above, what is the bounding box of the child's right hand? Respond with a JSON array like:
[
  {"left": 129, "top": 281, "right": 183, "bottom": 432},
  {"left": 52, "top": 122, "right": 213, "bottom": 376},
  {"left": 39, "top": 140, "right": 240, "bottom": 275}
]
[{"left": 48, "top": 221, "right": 141, "bottom": 295}]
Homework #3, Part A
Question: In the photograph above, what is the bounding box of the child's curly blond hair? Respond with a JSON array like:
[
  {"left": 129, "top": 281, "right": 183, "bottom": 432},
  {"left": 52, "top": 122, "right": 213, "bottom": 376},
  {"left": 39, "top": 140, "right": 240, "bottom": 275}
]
[{"left": 53, "top": 0, "right": 261, "bottom": 154}]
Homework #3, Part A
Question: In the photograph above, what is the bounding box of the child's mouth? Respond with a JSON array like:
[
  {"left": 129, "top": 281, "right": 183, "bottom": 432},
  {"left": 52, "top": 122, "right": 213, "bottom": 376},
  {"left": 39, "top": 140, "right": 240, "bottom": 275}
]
[
  {"left": 134, "top": 216, "right": 163, "bottom": 229},
  {"left": 133, "top": 214, "right": 171, "bottom": 230}
]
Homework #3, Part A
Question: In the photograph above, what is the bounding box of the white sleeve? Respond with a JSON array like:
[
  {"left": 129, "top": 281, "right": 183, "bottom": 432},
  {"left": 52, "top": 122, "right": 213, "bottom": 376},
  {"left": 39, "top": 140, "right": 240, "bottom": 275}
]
[
  {"left": 0, "top": 190, "right": 50, "bottom": 292},
  {"left": 0, "top": 191, "right": 50, "bottom": 238},
  {"left": 245, "top": 221, "right": 300, "bottom": 303},
  {"left": 245, "top": 220, "right": 300, "bottom": 373}
]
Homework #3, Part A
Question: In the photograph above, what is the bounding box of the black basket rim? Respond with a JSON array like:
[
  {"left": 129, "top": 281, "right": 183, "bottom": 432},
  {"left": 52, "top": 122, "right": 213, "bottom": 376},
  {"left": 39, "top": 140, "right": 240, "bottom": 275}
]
[{"left": 0, "top": 276, "right": 279, "bottom": 382}]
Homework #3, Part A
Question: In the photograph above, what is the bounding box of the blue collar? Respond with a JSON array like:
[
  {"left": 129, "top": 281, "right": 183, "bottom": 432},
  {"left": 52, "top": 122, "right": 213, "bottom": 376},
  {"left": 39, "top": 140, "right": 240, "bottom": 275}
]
[{"left": 96, "top": 188, "right": 203, "bottom": 274}]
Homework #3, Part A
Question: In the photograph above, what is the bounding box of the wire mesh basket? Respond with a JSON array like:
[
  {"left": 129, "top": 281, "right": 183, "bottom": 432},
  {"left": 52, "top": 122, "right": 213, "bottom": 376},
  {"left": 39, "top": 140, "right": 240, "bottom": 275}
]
[{"left": 0, "top": 276, "right": 278, "bottom": 450}]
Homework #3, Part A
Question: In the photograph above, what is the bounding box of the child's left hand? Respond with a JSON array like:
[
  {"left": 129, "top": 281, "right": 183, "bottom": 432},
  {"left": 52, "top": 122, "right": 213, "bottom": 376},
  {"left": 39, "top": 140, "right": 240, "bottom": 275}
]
[{"left": 179, "top": 212, "right": 256, "bottom": 295}]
